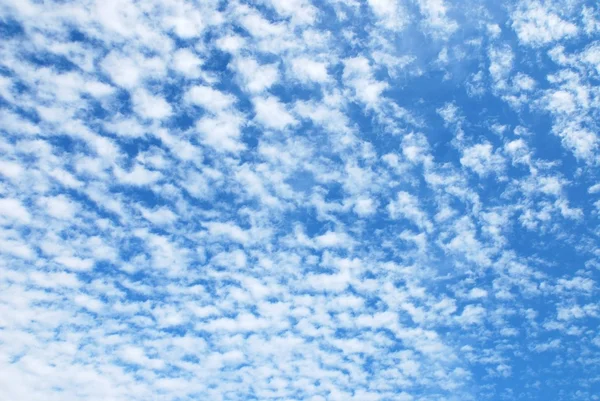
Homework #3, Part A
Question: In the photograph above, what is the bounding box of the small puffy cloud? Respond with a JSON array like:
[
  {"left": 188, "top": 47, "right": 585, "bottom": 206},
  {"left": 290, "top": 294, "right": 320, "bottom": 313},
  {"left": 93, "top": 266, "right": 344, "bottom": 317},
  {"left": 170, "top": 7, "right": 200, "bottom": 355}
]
[
  {"left": 417, "top": 0, "right": 458, "bottom": 38},
  {"left": 196, "top": 111, "right": 246, "bottom": 152},
  {"left": 201, "top": 313, "right": 272, "bottom": 333},
  {"left": 85, "top": 80, "right": 115, "bottom": 98},
  {"left": 512, "top": 73, "right": 536, "bottom": 91},
  {"left": 294, "top": 99, "right": 353, "bottom": 135},
  {"left": 211, "top": 249, "right": 247, "bottom": 269},
  {"left": 397, "top": 392, "right": 414, "bottom": 401},
  {"left": 588, "top": 183, "right": 600, "bottom": 194},
  {"left": 0, "top": 198, "right": 31, "bottom": 224},
  {"left": 144, "top": 233, "right": 189, "bottom": 272},
  {"left": 387, "top": 191, "right": 432, "bottom": 232},
  {"left": 262, "top": 0, "right": 318, "bottom": 25},
  {"left": 467, "top": 288, "right": 488, "bottom": 299},
  {"left": 132, "top": 89, "right": 173, "bottom": 120},
  {"left": 203, "top": 221, "right": 250, "bottom": 244},
  {"left": 290, "top": 58, "right": 329, "bottom": 83},
  {"left": 217, "top": 34, "right": 246, "bottom": 53},
  {"left": 504, "top": 138, "right": 532, "bottom": 166},
  {"left": 314, "top": 231, "right": 354, "bottom": 248},
  {"left": 460, "top": 143, "right": 505, "bottom": 176},
  {"left": 165, "top": 8, "right": 205, "bottom": 39},
  {"left": 172, "top": 48, "right": 203, "bottom": 77},
  {"left": 105, "top": 117, "right": 146, "bottom": 138},
  {"left": 140, "top": 206, "right": 178, "bottom": 226},
  {"left": 555, "top": 276, "right": 594, "bottom": 294},
  {"left": 343, "top": 56, "right": 388, "bottom": 107},
  {"left": 489, "top": 45, "right": 514, "bottom": 91},
  {"left": 367, "top": 0, "right": 409, "bottom": 31},
  {"left": 101, "top": 52, "right": 142, "bottom": 89},
  {"left": 354, "top": 197, "right": 377, "bottom": 217},
  {"left": 0, "top": 110, "right": 40, "bottom": 135},
  {"left": 582, "top": 6, "right": 600, "bottom": 36},
  {"left": 546, "top": 90, "right": 577, "bottom": 114},
  {"left": 253, "top": 96, "right": 297, "bottom": 130},
  {"left": 55, "top": 255, "right": 95, "bottom": 271},
  {"left": 101, "top": 52, "right": 166, "bottom": 89},
  {"left": 532, "top": 339, "right": 561, "bottom": 352},
  {"left": 511, "top": 2, "right": 578, "bottom": 46},
  {"left": 115, "top": 164, "right": 162, "bottom": 186},
  {"left": 0, "top": 160, "right": 24, "bottom": 180},
  {"left": 456, "top": 305, "right": 486, "bottom": 325},
  {"left": 555, "top": 122, "right": 598, "bottom": 161},
  {"left": 557, "top": 304, "right": 598, "bottom": 321},
  {"left": 74, "top": 293, "right": 104, "bottom": 313},
  {"left": 119, "top": 345, "right": 164, "bottom": 369},
  {"left": 233, "top": 57, "right": 280, "bottom": 93},
  {"left": 185, "top": 85, "right": 236, "bottom": 112},
  {"left": 437, "top": 102, "right": 461, "bottom": 126},
  {"left": 307, "top": 271, "right": 351, "bottom": 292},
  {"left": 37, "top": 195, "right": 79, "bottom": 220},
  {"left": 0, "top": 237, "right": 35, "bottom": 260}
]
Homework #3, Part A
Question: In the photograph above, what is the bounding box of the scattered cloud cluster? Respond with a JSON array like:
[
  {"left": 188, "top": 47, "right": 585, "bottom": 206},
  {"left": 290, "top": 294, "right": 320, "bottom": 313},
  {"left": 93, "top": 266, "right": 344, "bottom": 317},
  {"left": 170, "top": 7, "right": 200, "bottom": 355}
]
[{"left": 1, "top": 0, "right": 599, "bottom": 400}]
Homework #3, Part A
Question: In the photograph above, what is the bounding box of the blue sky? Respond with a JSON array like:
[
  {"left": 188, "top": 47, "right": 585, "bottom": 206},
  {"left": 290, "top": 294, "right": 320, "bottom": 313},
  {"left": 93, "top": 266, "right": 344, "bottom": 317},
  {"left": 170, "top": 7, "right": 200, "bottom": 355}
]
[{"left": 1, "top": 0, "right": 600, "bottom": 400}]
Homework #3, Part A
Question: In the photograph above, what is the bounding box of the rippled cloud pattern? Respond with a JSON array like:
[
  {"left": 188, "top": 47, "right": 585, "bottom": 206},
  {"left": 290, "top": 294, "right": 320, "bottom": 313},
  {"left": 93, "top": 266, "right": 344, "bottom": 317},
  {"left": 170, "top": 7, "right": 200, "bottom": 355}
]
[{"left": 1, "top": 1, "right": 600, "bottom": 400}]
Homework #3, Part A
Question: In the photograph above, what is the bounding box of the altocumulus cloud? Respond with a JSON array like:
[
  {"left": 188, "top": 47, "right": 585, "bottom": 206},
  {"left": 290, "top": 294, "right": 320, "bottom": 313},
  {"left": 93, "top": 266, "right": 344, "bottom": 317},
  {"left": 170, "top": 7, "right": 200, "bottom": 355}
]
[{"left": 1, "top": 1, "right": 600, "bottom": 400}]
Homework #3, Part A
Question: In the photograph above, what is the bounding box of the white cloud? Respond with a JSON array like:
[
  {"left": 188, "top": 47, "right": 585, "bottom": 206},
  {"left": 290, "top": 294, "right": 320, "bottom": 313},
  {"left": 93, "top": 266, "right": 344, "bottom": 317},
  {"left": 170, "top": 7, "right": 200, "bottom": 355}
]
[
  {"left": 532, "top": 339, "right": 561, "bottom": 352},
  {"left": 185, "top": 85, "right": 236, "bottom": 112},
  {"left": 588, "top": 183, "right": 600, "bottom": 194},
  {"left": 132, "top": 89, "right": 173, "bottom": 120},
  {"left": 203, "top": 221, "right": 250, "bottom": 244},
  {"left": 555, "top": 122, "right": 598, "bottom": 161},
  {"left": 456, "top": 305, "right": 486, "bottom": 325},
  {"left": 354, "top": 197, "right": 377, "bottom": 217},
  {"left": 387, "top": 191, "right": 432, "bottom": 232},
  {"left": 101, "top": 51, "right": 166, "bottom": 89},
  {"left": 467, "top": 288, "right": 488, "bottom": 299},
  {"left": 217, "top": 34, "right": 246, "bottom": 53},
  {"left": 546, "top": 90, "right": 577, "bottom": 114},
  {"left": 233, "top": 57, "right": 280, "bottom": 93},
  {"left": 0, "top": 198, "right": 31, "bottom": 224},
  {"left": 0, "top": 110, "right": 40, "bottom": 135},
  {"left": 211, "top": 249, "right": 247, "bottom": 269},
  {"left": 511, "top": 2, "right": 578, "bottom": 46},
  {"left": 294, "top": 98, "right": 353, "bottom": 135},
  {"left": 140, "top": 206, "right": 178, "bottom": 226},
  {"left": 253, "top": 96, "right": 297, "bottom": 130},
  {"left": 164, "top": 6, "right": 206, "bottom": 39},
  {"left": 314, "top": 231, "right": 354, "bottom": 248},
  {"left": 38, "top": 195, "right": 79, "bottom": 220},
  {"left": 513, "top": 73, "right": 536, "bottom": 91},
  {"left": 460, "top": 143, "right": 505, "bottom": 176},
  {"left": 55, "top": 255, "right": 95, "bottom": 271},
  {"left": 343, "top": 56, "right": 388, "bottom": 107},
  {"left": 172, "top": 48, "right": 203, "bottom": 77},
  {"left": 489, "top": 45, "right": 513, "bottom": 91},
  {"left": 1, "top": 1, "right": 598, "bottom": 400},
  {"left": 0, "top": 160, "right": 25, "bottom": 179},
  {"left": 119, "top": 345, "right": 165, "bottom": 369},
  {"left": 417, "top": 0, "right": 458, "bottom": 38},
  {"left": 114, "top": 164, "right": 162, "bottom": 186},
  {"left": 290, "top": 58, "right": 329, "bottom": 83},
  {"left": 261, "top": 0, "right": 318, "bottom": 25},
  {"left": 101, "top": 52, "right": 141, "bottom": 89},
  {"left": 196, "top": 110, "right": 246, "bottom": 152},
  {"left": 367, "top": 0, "right": 408, "bottom": 31},
  {"left": 74, "top": 293, "right": 104, "bottom": 312}
]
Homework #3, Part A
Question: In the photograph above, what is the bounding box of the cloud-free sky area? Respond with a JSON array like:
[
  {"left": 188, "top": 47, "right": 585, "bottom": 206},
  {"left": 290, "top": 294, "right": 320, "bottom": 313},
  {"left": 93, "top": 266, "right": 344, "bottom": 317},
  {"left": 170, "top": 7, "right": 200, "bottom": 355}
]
[{"left": 1, "top": 0, "right": 600, "bottom": 400}]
